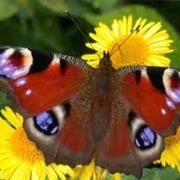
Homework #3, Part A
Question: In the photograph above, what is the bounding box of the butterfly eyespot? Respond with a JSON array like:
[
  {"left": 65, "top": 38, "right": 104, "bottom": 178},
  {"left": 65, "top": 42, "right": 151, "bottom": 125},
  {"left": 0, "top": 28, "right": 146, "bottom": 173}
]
[
  {"left": 134, "top": 125, "right": 157, "bottom": 150},
  {"left": 34, "top": 111, "right": 59, "bottom": 135},
  {"left": 0, "top": 48, "right": 33, "bottom": 79}
]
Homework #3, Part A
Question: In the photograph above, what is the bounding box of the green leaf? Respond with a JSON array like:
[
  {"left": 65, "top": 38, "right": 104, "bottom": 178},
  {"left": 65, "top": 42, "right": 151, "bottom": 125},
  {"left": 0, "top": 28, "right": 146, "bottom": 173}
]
[
  {"left": 37, "top": 0, "right": 68, "bottom": 15},
  {"left": 122, "top": 167, "right": 180, "bottom": 180},
  {"left": 91, "top": 0, "right": 119, "bottom": 12},
  {"left": 84, "top": 5, "right": 180, "bottom": 68},
  {"left": 142, "top": 167, "right": 180, "bottom": 180},
  {"left": 0, "top": 91, "right": 11, "bottom": 109},
  {"left": 37, "top": 0, "right": 120, "bottom": 17},
  {"left": 37, "top": 0, "right": 96, "bottom": 16},
  {"left": 0, "top": 0, "right": 18, "bottom": 20}
]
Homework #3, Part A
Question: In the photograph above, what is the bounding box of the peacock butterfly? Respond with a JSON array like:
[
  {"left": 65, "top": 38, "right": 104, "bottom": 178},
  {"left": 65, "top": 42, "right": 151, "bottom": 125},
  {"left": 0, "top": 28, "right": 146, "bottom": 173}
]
[{"left": 0, "top": 46, "right": 179, "bottom": 177}]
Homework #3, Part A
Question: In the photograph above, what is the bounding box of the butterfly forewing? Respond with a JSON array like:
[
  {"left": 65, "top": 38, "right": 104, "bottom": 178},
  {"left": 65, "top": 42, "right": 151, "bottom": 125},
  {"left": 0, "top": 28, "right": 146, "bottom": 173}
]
[{"left": 0, "top": 47, "right": 94, "bottom": 115}]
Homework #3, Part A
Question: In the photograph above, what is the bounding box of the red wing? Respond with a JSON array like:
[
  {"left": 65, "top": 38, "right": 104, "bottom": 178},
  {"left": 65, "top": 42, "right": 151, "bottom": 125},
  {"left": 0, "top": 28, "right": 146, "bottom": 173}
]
[
  {"left": 24, "top": 90, "right": 95, "bottom": 166},
  {"left": 96, "top": 104, "right": 163, "bottom": 177},
  {"left": 96, "top": 118, "right": 140, "bottom": 176},
  {"left": 0, "top": 47, "right": 94, "bottom": 115},
  {"left": 121, "top": 67, "right": 180, "bottom": 135}
]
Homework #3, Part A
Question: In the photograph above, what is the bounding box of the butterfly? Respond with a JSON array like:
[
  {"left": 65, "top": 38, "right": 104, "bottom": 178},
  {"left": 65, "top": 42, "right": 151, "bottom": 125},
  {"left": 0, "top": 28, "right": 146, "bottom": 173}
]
[{"left": 0, "top": 46, "right": 179, "bottom": 177}]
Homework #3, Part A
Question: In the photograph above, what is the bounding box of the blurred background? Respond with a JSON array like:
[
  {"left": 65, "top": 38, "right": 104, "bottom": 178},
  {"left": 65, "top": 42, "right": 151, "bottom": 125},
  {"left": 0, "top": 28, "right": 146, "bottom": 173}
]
[
  {"left": 0, "top": 0, "right": 179, "bottom": 58},
  {"left": 0, "top": 0, "right": 180, "bottom": 179}
]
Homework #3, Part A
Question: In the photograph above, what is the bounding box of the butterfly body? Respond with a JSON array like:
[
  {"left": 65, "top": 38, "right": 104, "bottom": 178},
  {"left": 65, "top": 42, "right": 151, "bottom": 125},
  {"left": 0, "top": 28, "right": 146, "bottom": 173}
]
[{"left": 0, "top": 47, "right": 179, "bottom": 177}]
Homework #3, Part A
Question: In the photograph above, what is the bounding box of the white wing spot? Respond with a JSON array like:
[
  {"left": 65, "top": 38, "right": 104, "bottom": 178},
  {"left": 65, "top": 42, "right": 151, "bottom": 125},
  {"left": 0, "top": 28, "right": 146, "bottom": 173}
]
[
  {"left": 52, "top": 54, "right": 60, "bottom": 65},
  {"left": 163, "top": 68, "right": 180, "bottom": 103},
  {"left": 25, "top": 89, "right": 32, "bottom": 95}
]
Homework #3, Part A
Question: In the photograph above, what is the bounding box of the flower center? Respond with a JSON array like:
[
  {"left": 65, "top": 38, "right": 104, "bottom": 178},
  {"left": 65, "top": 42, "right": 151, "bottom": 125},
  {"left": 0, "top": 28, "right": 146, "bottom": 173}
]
[
  {"left": 11, "top": 128, "right": 44, "bottom": 163},
  {"left": 109, "top": 35, "right": 149, "bottom": 68}
]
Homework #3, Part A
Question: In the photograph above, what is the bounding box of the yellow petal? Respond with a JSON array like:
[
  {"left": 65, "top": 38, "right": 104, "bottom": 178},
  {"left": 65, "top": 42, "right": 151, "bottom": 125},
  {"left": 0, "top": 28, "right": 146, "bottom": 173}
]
[
  {"left": 0, "top": 117, "right": 14, "bottom": 137},
  {"left": 1, "top": 107, "right": 22, "bottom": 128},
  {"left": 144, "top": 22, "right": 162, "bottom": 40},
  {"left": 112, "top": 19, "right": 120, "bottom": 38},
  {"left": 10, "top": 163, "right": 30, "bottom": 180},
  {"left": 112, "top": 172, "right": 121, "bottom": 180},
  {"left": 86, "top": 42, "right": 105, "bottom": 52}
]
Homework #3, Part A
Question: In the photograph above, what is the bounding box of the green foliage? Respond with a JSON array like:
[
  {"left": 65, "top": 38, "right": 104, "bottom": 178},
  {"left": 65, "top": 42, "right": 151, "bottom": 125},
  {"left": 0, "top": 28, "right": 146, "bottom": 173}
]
[
  {"left": 37, "top": 0, "right": 120, "bottom": 15},
  {"left": 122, "top": 167, "right": 180, "bottom": 180},
  {"left": 0, "top": 0, "right": 179, "bottom": 179},
  {"left": 0, "top": 90, "right": 11, "bottom": 109},
  {"left": 0, "top": 0, "right": 18, "bottom": 20}
]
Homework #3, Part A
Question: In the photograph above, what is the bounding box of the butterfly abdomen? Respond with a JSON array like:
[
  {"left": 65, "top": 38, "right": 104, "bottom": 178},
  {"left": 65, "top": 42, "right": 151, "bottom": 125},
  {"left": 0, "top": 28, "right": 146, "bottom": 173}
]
[{"left": 90, "top": 95, "right": 112, "bottom": 141}]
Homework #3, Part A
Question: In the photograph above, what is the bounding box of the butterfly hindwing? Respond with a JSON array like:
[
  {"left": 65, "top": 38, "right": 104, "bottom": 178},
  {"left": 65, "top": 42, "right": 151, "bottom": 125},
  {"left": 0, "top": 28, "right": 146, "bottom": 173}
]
[
  {"left": 96, "top": 110, "right": 163, "bottom": 177},
  {"left": 24, "top": 89, "right": 95, "bottom": 166},
  {"left": 121, "top": 66, "right": 180, "bottom": 135}
]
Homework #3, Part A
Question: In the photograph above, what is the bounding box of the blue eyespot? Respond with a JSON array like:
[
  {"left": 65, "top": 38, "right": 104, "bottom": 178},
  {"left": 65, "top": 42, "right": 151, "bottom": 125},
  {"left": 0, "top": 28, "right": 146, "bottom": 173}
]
[
  {"left": 134, "top": 125, "right": 156, "bottom": 150},
  {"left": 34, "top": 111, "right": 59, "bottom": 135}
]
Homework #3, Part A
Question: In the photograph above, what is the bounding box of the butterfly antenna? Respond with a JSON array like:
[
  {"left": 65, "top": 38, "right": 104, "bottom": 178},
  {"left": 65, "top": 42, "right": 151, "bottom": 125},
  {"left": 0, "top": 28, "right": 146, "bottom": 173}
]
[
  {"left": 65, "top": 10, "right": 102, "bottom": 60},
  {"left": 110, "top": 25, "right": 141, "bottom": 57},
  {"left": 65, "top": 10, "right": 90, "bottom": 45}
]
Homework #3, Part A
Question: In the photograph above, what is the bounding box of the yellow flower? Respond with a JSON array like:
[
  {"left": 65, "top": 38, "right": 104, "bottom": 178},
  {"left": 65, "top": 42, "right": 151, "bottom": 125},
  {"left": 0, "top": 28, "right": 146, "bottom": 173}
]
[
  {"left": 73, "top": 159, "right": 121, "bottom": 180},
  {"left": 0, "top": 107, "right": 74, "bottom": 180},
  {"left": 154, "top": 127, "right": 180, "bottom": 172},
  {"left": 0, "top": 107, "right": 121, "bottom": 180},
  {"left": 82, "top": 15, "right": 173, "bottom": 68}
]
